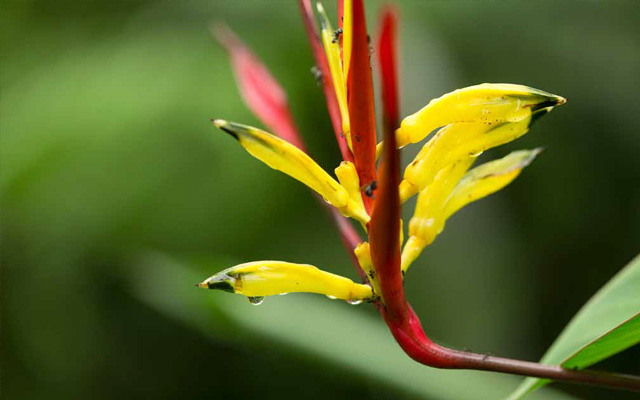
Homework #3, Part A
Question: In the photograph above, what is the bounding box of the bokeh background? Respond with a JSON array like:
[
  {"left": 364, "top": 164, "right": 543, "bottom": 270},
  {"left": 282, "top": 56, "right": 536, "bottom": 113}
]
[{"left": 2, "top": 1, "right": 639, "bottom": 399}]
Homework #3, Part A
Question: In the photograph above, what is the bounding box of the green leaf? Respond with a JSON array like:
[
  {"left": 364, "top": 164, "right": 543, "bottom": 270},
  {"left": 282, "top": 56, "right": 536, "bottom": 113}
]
[
  {"left": 131, "top": 253, "right": 579, "bottom": 400},
  {"left": 508, "top": 254, "right": 640, "bottom": 399}
]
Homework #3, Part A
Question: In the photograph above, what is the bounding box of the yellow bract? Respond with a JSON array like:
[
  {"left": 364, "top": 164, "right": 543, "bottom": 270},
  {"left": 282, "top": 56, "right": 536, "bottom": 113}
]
[
  {"left": 342, "top": 0, "right": 353, "bottom": 79},
  {"left": 354, "top": 242, "right": 381, "bottom": 296},
  {"left": 399, "top": 107, "right": 551, "bottom": 203},
  {"left": 401, "top": 160, "right": 473, "bottom": 272},
  {"left": 317, "top": 3, "right": 352, "bottom": 150},
  {"left": 396, "top": 83, "right": 566, "bottom": 148},
  {"left": 443, "top": 149, "right": 541, "bottom": 219},
  {"left": 335, "top": 161, "right": 364, "bottom": 210},
  {"left": 198, "top": 261, "right": 374, "bottom": 301},
  {"left": 401, "top": 149, "right": 541, "bottom": 273},
  {"left": 213, "top": 120, "right": 369, "bottom": 224}
]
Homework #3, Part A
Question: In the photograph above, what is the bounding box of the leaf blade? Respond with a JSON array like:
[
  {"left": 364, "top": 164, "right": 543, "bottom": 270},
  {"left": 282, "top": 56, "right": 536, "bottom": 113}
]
[{"left": 509, "top": 254, "right": 640, "bottom": 399}]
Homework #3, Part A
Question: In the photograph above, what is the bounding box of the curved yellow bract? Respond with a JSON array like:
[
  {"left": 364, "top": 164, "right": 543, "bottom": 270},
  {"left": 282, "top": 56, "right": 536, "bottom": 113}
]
[
  {"left": 199, "top": 261, "right": 374, "bottom": 301},
  {"left": 396, "top": 83, "right": 566, "bottom": 148},
  {"left": 401, "top": 149, "right": 540, "bottom": 274},
  {"left": 443, "top": 149, "right": 541, "bottom": 219},
  {"left": 213, "top": 120, "right": 369, "bottom": 224}
]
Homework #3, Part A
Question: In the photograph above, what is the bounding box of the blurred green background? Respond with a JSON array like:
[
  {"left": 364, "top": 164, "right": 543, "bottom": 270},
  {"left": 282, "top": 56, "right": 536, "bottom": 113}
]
[{"left": 2, "top": 1, "right": 639, "bottom": 399}]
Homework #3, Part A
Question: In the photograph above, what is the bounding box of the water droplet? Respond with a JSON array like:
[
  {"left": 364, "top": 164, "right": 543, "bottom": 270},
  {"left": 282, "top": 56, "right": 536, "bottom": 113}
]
[
  {"left": 279, "top": 293, "right": 288, "bottom": 296},
  {"left": 347, "top": 299, "right": 362, "bottom": 305},
  {"left": 470, "top": 151, "right": 483, "bottom": 158},
  {"left": 247, "top": 296, "right": 264, "bottom": 306},
  {"left": 326, "top": 295, "right": 337, "bottom": 300}
]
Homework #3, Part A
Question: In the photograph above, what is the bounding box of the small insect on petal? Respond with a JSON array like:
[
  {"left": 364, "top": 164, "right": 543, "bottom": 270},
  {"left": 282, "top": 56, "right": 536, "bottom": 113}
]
[
  {"left": 396, "top": 84, "right": 566, "bottom": 149},
  {"left": 213, "top": 120, "right": 369, "bottom": 224},
  {"left": 198, "top": 261, "right": 374, "bottom": 302},
  {"left": 354, "top": 241, "right": 381, "bottom": 296}
]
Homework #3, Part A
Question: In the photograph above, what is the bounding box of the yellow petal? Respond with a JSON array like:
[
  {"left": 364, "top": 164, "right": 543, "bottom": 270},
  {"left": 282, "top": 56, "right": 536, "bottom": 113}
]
[
  {"left": 213, "top": 120, "right": 369, "bottom": 224},
  {"left": 198, "top": 261, "right": 374, "bottom": 302},
  {"left": 443, "top": 148, "right": 541, "bottom": 219},
  {"left": 317, "top": 2, "right": 352, "bottom": 150},
  {"left": 354, "top": 242, "right": 381, "bottom": 296},
  {"left": 335, "top": 161, "right": 364, "bottom": 210},
  {"left": 342, "top": 0, "right": 353, "bottom": 78},
  {"left": 401, "top": 159, "right": 473, "bottom": 273},
  {"left": 396, "top": 84, "right": 565, "bottom": 148},
  {"left": 399, "top": 107, "right": 549, "bottom": 203}
]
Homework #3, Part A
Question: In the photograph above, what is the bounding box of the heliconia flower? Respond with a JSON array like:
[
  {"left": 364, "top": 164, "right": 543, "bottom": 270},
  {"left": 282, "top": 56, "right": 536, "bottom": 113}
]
[{"left": 200, "top": 0, "right": 573, "bottom": 381}]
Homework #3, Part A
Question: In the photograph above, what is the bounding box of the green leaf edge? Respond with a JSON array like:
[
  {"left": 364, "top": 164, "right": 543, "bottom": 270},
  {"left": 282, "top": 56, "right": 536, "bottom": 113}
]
[{"left": 507, "top": 254, "right": 640, "bottom": 399}]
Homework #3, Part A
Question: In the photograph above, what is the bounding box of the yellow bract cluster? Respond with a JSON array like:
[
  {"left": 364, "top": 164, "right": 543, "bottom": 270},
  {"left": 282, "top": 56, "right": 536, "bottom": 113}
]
[{"left": 207, "top": 81, "right": 564, "bottom": 304}]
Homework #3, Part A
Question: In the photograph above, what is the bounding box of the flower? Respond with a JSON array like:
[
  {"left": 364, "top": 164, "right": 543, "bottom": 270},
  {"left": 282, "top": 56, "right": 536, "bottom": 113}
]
[{"left": 199, "top": 0, "right": 565, "bottom": 368}]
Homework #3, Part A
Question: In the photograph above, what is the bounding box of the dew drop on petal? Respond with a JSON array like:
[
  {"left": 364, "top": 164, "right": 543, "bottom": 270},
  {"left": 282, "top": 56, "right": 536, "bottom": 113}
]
[
  {"left": 326, "top": 295, "right": 337, "bottom": 300},
  {"left": 247, "top": 296, "right": 264, "bottom": 306},
  {"left": 347, "top": 299, "right": 362, "bottom": 305},
  {"left": 279, "top": 293, "right": 288, "bottom": 296}
]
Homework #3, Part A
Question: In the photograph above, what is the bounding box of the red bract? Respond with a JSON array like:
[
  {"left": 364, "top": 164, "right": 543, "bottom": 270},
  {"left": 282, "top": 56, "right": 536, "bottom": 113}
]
[
  {"left": 214, "top": 24, "right": 304, "bottom": 151},
  {"left": 377, "top": 6, "right": 400, "bottom": 132},
  {"left": 370, "top": 3, "right": 405, "bottom": 321},
  {"left": 347, "top": 0, "right": 377, "bottom": 210},
  {"left": 368, "top": 94, "right": 404, "bottom": 320}
]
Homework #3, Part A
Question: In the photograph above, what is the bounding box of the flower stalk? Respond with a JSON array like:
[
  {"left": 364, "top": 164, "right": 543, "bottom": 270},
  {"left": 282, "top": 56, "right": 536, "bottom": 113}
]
[{"left": 201, "top": 0, "right": 640, "bottom": 394}]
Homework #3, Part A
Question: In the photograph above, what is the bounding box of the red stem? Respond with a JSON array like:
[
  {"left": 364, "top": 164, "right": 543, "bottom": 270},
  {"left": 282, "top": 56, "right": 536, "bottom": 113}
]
[{"left": 380, "top": 305, "right": 640, "bottom": 391}]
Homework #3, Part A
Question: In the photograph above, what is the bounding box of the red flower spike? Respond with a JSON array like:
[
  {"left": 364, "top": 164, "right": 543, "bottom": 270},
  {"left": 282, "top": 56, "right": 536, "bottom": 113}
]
[
  {"left": 368, "top": 96, "right": 405, "bottom": 321},
  {"left": 298, "top": 0, "right": 353, "bottom": 163},
  {"left": 347, "top": 0, "right": 377, "bottom": 209},
  {"left": 214, "top": 24, "right": 305, "bottom": 151},
  {"left": 377, "top": 6, "right": 400, "bottom": 134}
]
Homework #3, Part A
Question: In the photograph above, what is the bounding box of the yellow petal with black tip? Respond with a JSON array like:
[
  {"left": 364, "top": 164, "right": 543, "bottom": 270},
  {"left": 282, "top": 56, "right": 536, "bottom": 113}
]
[
  {"left": 399, "top": 107, "right": 549, "bottom": 203},
  {"left": 198, "top": 261, "right": 374, "bottom": 302},
  {"left": 395, "top": 83, "right": 565, "bottom": 148},
  {"left": 401, "top": 159, "right": 473, "bottom": 273},
  {"left": 213, "top": 120, "right": 369, "bottom": 224},
  {"left": 443, "top": 148, "right": 542, "bottom": 219}
]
